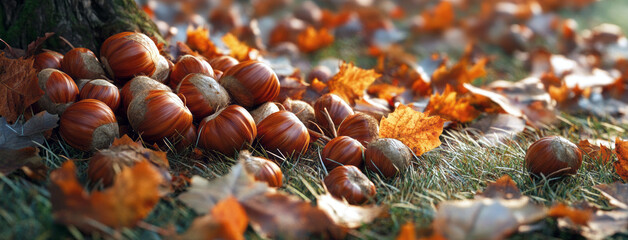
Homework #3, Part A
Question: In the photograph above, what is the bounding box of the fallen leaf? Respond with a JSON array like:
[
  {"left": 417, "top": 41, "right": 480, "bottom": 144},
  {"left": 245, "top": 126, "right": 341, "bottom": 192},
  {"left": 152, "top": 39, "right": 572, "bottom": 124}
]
[
  {"left": 277, "top": 76, "right": 308, "bottom": 102},
  {"left": 328, "top": 62, "right": 381, "bottom": 104},
  {"left": 614, "top": 137, "right": 628, "bottom": 181},
  {"left": 0, "top": 147, "right": 43, "bottom": 175},
  {"left": 432, "top": 197, "right": 547, "bottom": 240},
  {"left": 396, "top": 222, "right": 416, "bottom": 240},
  {"left": 186, "top": 26, "right": 221, "bottom": 59},
  {"left": 297, "top": 26, "right": 334, "bottom": 53},
  {"left": 431, "top": 55, "right": 487, "bottom": 94},
  {"left": 414, "top": 1, "right": 455, "bottom": 33},
  {"left": 578, "top": 140, "right": 613, "bottom": 164},
  {"left": 0, "top": 53, "right": 44, "bottom": 123},
  {"left": 380, "top": 104, "right": 446, "bottom": 156},
  {"left": 181, "top": 196, "right": 248, "bottom": 240},
  {"left": 548, "top": 203, "right": 593, "bottom": 225},
  {"left": 425, "top": 85, "right": 480, "bottom": 123},
  {"left": 596, "top": 182, "right": 628, "bottom": 210},
  {"left": 463, "top": 83, "right": 523, "bottom": 117},
  {"left": 468, "top": 114, "right": 526, "bottom": 146},
  {"left": 242, "top": 192, "right": 345, "bottom": 239},
  {"left": 26, "top": 32, "right": 55, "bottom": 56},
  {"left": 223, "top": 33, "right": 251, "bottom": 61},
  {"left": 367, "top": 84, "right": 407, "bottom": 104},
  {"left": 50, "top": 160, "right": 164, "bottom": 232},
  {"left": 557, "top": 209, "right": 628, "bottom": 240},
  {"left": 0, "top": 111, "right": 58, "bottom": 149},
  {"left": 316, "top": 193, "right": 386, "bottom": 228},
  {"left": 178, "top": 162, "right": 271, "bottom": 214},
  {"left": 478, "top": 175, "right": 522, "bottom": 200}
]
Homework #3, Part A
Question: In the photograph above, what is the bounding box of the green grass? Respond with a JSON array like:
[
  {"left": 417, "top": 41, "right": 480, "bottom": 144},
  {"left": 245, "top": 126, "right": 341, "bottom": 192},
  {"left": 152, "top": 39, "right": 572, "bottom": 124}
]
[{"left": 3, "top": 0, "right": 628, "bottom": 239}]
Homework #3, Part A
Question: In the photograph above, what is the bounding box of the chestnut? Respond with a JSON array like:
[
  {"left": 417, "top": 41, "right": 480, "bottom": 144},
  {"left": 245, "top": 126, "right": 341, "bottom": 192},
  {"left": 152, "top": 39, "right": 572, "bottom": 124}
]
[
  {"left": 59, "top": 99, "right": 119, "bottom": 151},
  {"left": 174, "top": 124, "right": 197, "bottom": 151},
  {"left": 37, "top": 68, "right": 79, "bottom": 115},
  {"left": 170, "top": 55, "right": 214, "bottom": 88},
  {"left": 240, "top": 150, "right": 283, "bottom": 187},
  {"left": 127, "top": 90, "right": 193, "bottom": 142},
  {"left": 283, "top": 99, "right": 315, "bottom": 129},
  {"left": 257, "top": 110, "right": 310, "bottom": 158},
  {"left": 322, "top": 136, "right": 365, "bottom": 170},
  {"left": 34, "top": 50, "right": 63, "bottom": 71},
  {"left": 314, "top": 93, "right": 354, "bottom": 133},
  {"left": 250, "top": 102, "right": 281, "bottom": 124},
  {"left": 100, "top": 32, "right": 162, "bottom": 83},
  {"left": 120, "top": 76, "right": 171, "bottom": 112},
  {"left": 61, "top": 47, "right": 106, "bottom": 80},
  {"left": 151, "top": 55, "right": 171, "bottom": 83},
  {"left": 324, "top": 165, "right": 376, "bottom": 205},
  {"left": 176, "top": 74, "right": 229, "bottom": 119},
  {"left": 365, "top": 138, "right": 412, "bottom": 178},
  {"left": 198, "top": 105, "right": 257, "bottom": 155},
  {"left": 79, "top": 79, "right": 121, "bottom": 111},
  {"left": 208, "top": 55, "right": 239, "bottom": 72},
  {"left": 337, "top": 113, "right": 379, "bottom": 146},
  {"left": 524, "top": 136, "right": 582, "bottom": 177},
  {"left": 220, "top": 60, "right": 280, "bottom": 108}
]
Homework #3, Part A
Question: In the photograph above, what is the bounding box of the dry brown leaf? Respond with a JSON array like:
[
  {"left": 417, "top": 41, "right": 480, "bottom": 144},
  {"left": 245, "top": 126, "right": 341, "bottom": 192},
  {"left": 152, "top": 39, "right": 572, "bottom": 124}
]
[
  {"left": 596, "top": 182, "right": 628, "bottom": 210},
  {"left": 380, "top": 104, "right": 445, "bottom": 156},
  {"left": 478, "top": 175, "right": 522, "bottom": 200},
  {"left": 316, "top": 193, "right": 386, "bottom": 229},
  {"left": 0, "top": 53, "right": 44, "bottom": 123},
  {"left": 223, "top": 33, "right": 251, "bottom": 61},
  {"left": 277, "top": 76, "right": 308, "bottom": 102},
  {"left": 26, "top": 32, "right": 55, "bottom": 56},
  {"left": 297, "top": 26, "right": 334, "bottom": 53},
  {"left": 0, "top": 147, "right": 43, "bottom": 175},
  {"left": 50, "top": 160, "right": 164, "bottom": 232},
  {"left": 425, "top": 85, "right": 480, "bottom": 123},
  {"left": 367, "top": 84, "right": 406, "bottom": 104},
  {"left": 186, "top": 26, "right": 221, "bottom": 59},
  {"left": 431, "top": 56, "right": 487, "bottom": 94},
  {"left": 415, "top": 1, "right": 455, "bottom": 33},
  {"left": 328, "top": 62, "right": 381, "bottom": 105},
  {"left": 614, "top": 137, "right": 628, "bottom": 181},
  {"left": 549, "top": 203, "right": 594, "bottom": 225},
  {"left": 181, "top": 197, "right": 248, "bottom": 240},
  {"left": 578, "top": 140, "right": 613, "bottom": 164},
  {"left": 468, "top": 114, "right": 525, "bottom": 146}
]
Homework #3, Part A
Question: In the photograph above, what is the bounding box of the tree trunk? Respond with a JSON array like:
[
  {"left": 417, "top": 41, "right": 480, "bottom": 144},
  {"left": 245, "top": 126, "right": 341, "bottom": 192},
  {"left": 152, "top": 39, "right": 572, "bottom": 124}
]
[{"left": 0, "top": 0, "right": 162, "bottom": 53}]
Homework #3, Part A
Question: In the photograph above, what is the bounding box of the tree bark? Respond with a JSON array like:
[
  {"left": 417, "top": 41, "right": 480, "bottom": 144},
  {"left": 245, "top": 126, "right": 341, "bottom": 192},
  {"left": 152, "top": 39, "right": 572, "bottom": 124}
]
[{"left": 0, "top": 0, "right": 162, "bottom": 53}]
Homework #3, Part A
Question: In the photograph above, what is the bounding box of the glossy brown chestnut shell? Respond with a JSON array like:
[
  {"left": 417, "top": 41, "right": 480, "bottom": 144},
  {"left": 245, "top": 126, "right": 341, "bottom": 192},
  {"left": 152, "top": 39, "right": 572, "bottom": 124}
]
[
  {"left": 61, "top": 47, "right": 106, "bottom": 80},
  {"left": 176, "top": 74, "right": 229, "bottom": 119},
  {"left": 337, "top": 113, "right": 379, "bottom": 146},
  {"left": 198, "top": 105, "right": 257, "bottom": 155},
  {"left": 34, "top": 51, "right": 63, "bottom": 71},
  {"left": 365, "top": 138, "right": 412, "bottom": 178},
  {"left": 174, "top": 124, "right": 197, "bottom": 151},
  {"left": 257, "top": 110, "right": 310, "bottom": 158},
  {"left": 127, "top": 90, "right": 193, "bottom": 142},
  {"left": 100, "top": 32, "right": 162, "bottom": 83},
  {"left": 208, "top": 55, "right": 239, "bottom": 72},
  {"left": 524, "top": 136, "right": 583, "bottom": 177},
  {"left": 79, "top": 79, "right": 121, "bottom": 111},
  {"left": 37, "top": 68, "right": 79, "bottom": 115},
  {"left": 59, "top": 99, "right": 119, "bottom": 151},
  {"left": 120, "top": 76, "right": 171, "bottom": 112},
  {"left": 240, "top": 150, "right": 283, "bottom": 187},
  {"left": 324, "top": 165, "right": 376, "bottom": 205},
  {"left": 314, "top": 93, "right": 354, "bottom": 133},
  {"left": 322, "top": 136, "right": 365, "bottom": 170},
  {"left": 170, "top": 55, "right": 214, "bottom": 88},
  {"left": 220, "top": 60, "right": 280, "bottom": 108}
]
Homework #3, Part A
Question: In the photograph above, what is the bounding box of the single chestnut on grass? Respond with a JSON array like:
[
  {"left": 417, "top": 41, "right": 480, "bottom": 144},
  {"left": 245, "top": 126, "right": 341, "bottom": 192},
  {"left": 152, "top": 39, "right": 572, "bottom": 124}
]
[
  {"left": 324, "top": 165, "right": 376, "bottom": 205},
  {"left": 127, "top": 90, "right": 193, "bottom": 143},
  {"left": 61, "top": 47, "right": 106, "bottom": 80},
  {"left": 37, "top": 68, "right": 79, "bottom": 115},
  {"left": 365, "top": 138, "right": 412, "bottom": 178},
  {"left": 240, "top": 150, "right": 283, "bottom": 187},
  {"left": 322, "top": 136, "right": 365, "bottom": 170},
  {"left": 220, "top": 60, "right": 280, "bottom": 108},
  {"left": 176, "top": 73, "right": 229, "bottom": 119},
  {"left": 59, "top": 99, "right": 119, "bottom": 151},
  {"left": 337, "top": 112, "right": 379, "bottom": 146},
  {"left": 79, "top": 79, "right": 121, "bottom": 111},
  {"left": 198, "top": 105, "right": 257, "bottom": 155},
  {"left": 257, "top": 110, "right": 310, "bottom": 158},
  {"left": 524, "top": 136, "right": 582, "bottom": 177}
]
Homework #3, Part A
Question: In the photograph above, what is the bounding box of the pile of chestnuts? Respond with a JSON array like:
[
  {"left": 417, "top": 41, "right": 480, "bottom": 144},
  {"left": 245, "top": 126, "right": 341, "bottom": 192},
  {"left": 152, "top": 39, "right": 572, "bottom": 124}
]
[{"left": 34, "top": 31, "right": 417, "bottom": 206}]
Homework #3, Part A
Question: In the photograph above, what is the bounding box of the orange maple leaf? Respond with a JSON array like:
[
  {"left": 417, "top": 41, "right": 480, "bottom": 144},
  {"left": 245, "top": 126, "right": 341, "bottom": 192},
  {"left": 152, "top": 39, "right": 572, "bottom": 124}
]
[
  {"left": 425, "top": 85, "right": 480, "bottom": 123},
  {"left": 223, "top": 33, "right": 251, "bottom": 61},
  {"left": 417, "top": 1, "right": 455, "bottom": 32},
  {"left": 578, "top": 140, "right": 613, "bottom": 164},
  {"left": 431, "top": 57, "right": 487, "bottom": 94},
  {"left": 614, "top": 137, "right": 628, "bottom": 181},
  {"left": 396, "top": 222, "right": 416, "bottom": 240},
  {"left": 0, "top": 53, "right": 43, "bottom": 123},
  {"left": 328, "top": 62, "right": 381, "bottom": 104},
  {"left": 186, "top": 26, "right": 222, "bottom": 59},
  {"left": 380, "top": 104, "right": 446, "bottom": 156},
  {"left": 50, "top": 160, "right": 164, "bottom": 232},
  {"left": 367, "top": 84, "right": 406, "bottom": 104},
  {"left": 182, "top": 196, "right": 248, "bottom": 240},
  {"left": 548, "top": 203, "right": 593, "bottom": 225},
  {"left": 297, "top": 26, "right": 334, "bottom": 53}
]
